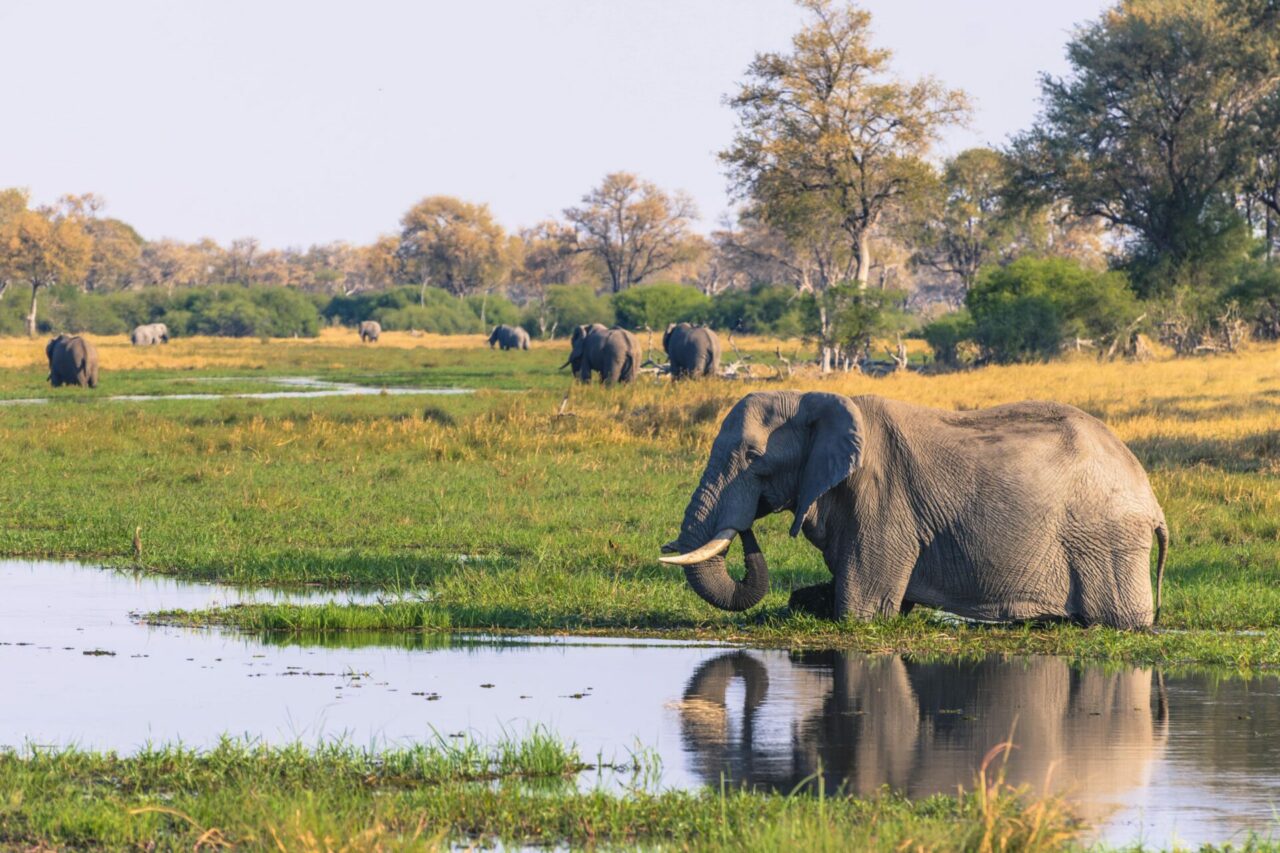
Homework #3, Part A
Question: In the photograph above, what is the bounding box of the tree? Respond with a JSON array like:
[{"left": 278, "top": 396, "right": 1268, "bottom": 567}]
[
  {"left": 223, "top": 237, "right": 261, "bottom": 284},
  {"left": 1010, "top": 0, "right": 1280, "bottom": 296},
  {"left": 516, "top": 220, "right": 590, "bottom": 337},
  {"left": 721, "top": 0, "right": 968, "bottom": 289},
  {"left": 0, "top": 197, "right": 91, "bottom": 336},
  {"left": 136, "top": 239, "right": 206, "bottom": 295},
  {"left": 1245, "top": 89, "right": 1280, "bottom": 257},
  {"left": 397, "top": 196, "right": 513, "bottom": 300},
  {"left": 911, "top": 148, "right": 1022, "bottom": 293},
  {"left": 84, "top": 217, "right": 143, "bottom": 292},
  {"left": 563, "top": 172, "right": 698, "bottom": 293},
  {"left": 0, "top": 188, "right": 28, "bottom": 300}
]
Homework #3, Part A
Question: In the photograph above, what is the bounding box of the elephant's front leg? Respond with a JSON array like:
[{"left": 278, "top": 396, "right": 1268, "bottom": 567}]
[{"left": 832, "top": 542, "right": 918, "bottom": 621}]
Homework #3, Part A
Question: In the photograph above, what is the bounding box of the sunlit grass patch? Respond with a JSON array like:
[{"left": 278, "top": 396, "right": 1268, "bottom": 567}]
[{"left": 0, "top": 735, "right": 1080, "bottom": 851}]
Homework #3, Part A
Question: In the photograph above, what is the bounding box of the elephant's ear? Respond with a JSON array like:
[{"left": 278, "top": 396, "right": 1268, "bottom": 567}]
[
  {"left": 790, "top": 393, "right": 865, "bottom": 537},
  {"left": 663, "top": 323, "right": 675, "bottom": 351}
]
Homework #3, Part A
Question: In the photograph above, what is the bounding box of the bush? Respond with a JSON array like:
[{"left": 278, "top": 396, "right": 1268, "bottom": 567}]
[
  {"left": 1223, "top": 261, "right": 1280, "bottom": 341},
  {"left": 801, "top": 285, "right": 912, "bottom": 356},
  {"left": 466, "top": 293, "right": 518, "bottom": 329},
  {"left": 966, "top": 258, "right": 1138, "bottom": 362},
  {"left": 611, "top": 282, "right": 709, "bottom": 330},
  {"left": 324, "top": 286, "right": 488, "bottom": 334},
  {"left": 921, "top": 310, "right": 976, "bottom": 366},
  {"left": 521, "top": 284, "right": 615, "bottom": 338},
  {"left": 707, "top": 283, "right": 805, "bottom": 336}
]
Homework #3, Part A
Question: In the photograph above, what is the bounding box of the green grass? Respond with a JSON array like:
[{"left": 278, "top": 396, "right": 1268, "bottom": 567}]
[
  {"left": 0, "top": 736, "right": 1080, "bottom": 851},
  {"left": 0, "top": 339, "right": 1277, "bottom": 670}
]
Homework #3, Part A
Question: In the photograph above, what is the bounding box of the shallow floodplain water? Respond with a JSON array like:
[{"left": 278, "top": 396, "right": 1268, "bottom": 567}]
[
  {"left": 2, "top": 560, "right": 1279, "bottom": 849},
  {"left": 0, "top": 376, "right": 472, "bottom": 405}
]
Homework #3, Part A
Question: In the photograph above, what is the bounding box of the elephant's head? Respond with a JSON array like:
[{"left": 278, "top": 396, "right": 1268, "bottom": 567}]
[
  {"left": 661, "top": 391, "right": 865, "bottom": 611},
  {"left": 562, "top": 324, "right": 593, "bottom": 371},
  {"left": 663, "top": 322, "right": 680, "bottom": 353},
  {"left": 488, "top": 326, "right": 501, "bottom": 347}
]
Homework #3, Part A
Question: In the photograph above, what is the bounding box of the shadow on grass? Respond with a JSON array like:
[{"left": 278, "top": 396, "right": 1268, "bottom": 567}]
[{"left": 1128, "top": 431, "right": 1280, "bottom": 472}]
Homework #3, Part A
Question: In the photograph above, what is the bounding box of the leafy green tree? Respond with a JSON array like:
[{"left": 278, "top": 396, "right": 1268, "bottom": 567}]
[
  {"left": 806, "top": 285, "right": 911, "bottom": 362},
  {"left": 912, "top": 148, "right": 1024, "bottom": 293},
  {"left": 966, "top": 257, "right": 1138, "bottom": 362},
  {"left": 721, "top": 0, "right": 969, "bottom": 289},
  {"left": 1010, "top": 0, "right": 1280, "bottom": 297}
]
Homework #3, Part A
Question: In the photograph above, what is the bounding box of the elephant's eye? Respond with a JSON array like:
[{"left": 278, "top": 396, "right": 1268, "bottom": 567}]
[{"left": 744, "top": 448, "right": 763, "bottom": 464}]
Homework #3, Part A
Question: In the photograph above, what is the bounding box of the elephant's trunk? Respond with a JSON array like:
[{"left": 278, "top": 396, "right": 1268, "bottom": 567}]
[{"left": 680, "top": 528, "right": 769, "bottom": 612}]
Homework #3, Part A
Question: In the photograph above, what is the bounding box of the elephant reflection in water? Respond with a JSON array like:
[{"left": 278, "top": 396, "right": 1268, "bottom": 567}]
[{"left": 678, "top": 651, "right": 1166, "bottom": 821}]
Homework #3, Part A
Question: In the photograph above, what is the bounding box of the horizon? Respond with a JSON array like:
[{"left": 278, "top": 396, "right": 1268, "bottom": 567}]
[{"left": 1, "top": 0, "right": 1110, "bottom": 248}]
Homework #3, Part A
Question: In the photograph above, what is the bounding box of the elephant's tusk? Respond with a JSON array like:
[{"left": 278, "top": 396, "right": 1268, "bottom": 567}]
[{"left": 659, "top": 530, "right": 736, "bottom": 565}]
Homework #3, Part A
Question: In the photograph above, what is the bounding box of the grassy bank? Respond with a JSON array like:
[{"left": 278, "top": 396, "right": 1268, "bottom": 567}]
[
  {"left": 0, "top": 736, "right": 1077, "bottom": 851},
  {"left": 1, "top": 334, "right": 1277, "bottom": 666}
]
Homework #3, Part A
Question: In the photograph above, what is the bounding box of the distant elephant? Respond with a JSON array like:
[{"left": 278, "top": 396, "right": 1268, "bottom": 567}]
[
  {"left": 488, "top": 324, "right": 530, "bottom": 350},
  {"left": 678, "top": 649, "right": 1166, "bottom": 823},
  {"left": 661, "top": 391, "right": 1168, "bottom": 628},
  {"left": 130, "top": 323, "right": 170, "bottom": 345},
  {"left": 663, "top": 322, "right": 720, "bottom": 378},
  {"left": 46, "top": 334, "right": 99, "bottom": 388},
  {"left": 358, "top": 320, "right": 381, "bottom": 343},
  {"left": 564, "top": 324, "right": 639, "bottom": 385}
]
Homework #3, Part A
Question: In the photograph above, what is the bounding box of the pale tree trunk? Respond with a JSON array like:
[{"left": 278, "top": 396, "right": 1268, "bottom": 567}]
[
  {"left": 855, "top": 231, "right": 871, "bottom": 289},
  {"left": 25, "top": 284, "right": 39, "bottom": 338},
  {"left": 818, "top": 301, "right": 832, "bottom": 374}
]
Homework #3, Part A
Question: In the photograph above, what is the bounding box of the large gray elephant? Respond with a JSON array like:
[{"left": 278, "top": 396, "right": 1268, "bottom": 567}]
[
  {"left": 565, "top": 324, "right": 640, "bottom": 384},
  {"left": 488, "top": 324, "right": 530, "bottom": 350},
  {"left": 358, "top": 320, "right": 381, "bottom": 343},
  {"left": 661, "top": 391, "right": 1168, "bottom": 628},
  {"left": 663, "top": 323, "right": 720, "bottom": 378},
  {"left": 130, "top": 323, "right": 170, "bottom": 345},
  {"left": 46, "top": 334, "right": 99, "bottom": 388}
]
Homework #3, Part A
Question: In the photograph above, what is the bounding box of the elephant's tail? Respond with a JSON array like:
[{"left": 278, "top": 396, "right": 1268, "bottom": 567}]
[{"left": 1154, "top": 520, "right": 1168, "bottom": 625}]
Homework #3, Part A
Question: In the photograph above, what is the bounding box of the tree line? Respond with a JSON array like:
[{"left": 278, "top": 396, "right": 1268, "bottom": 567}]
[{"left": 3, "top": 0, "right": 1278, "bottom": 366}]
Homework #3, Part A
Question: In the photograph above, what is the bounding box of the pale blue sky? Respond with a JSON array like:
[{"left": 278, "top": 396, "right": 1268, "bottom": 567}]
[{"left": 1, "top": 0, "right": 1110, "bottom": 247}]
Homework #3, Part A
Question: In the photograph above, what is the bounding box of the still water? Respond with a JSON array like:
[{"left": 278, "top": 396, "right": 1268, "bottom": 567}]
[
  {"left": 2, "top": 559, "right": 1277, "bottom": 848},
  {"left": 0, "top": 376, "right": 472, "bottom": 405}
]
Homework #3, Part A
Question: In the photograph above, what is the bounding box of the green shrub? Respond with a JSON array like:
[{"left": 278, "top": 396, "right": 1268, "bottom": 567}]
[
  {"left": 707, "top": 283, "right": 804, "bottom": 336},
  {"left": 1223, "top": 260, "right": 1280, "bottom": 340},
  {"left": 612, "top": 282, "right": 709, "bottom": 330},
  {"left": 521, "top": 284, "right": 615, "bottom": 338},
  {"left": 466, "top": 293, "right": 518, "bottom": 328},
  {"left": 921, "top": 310, "right": 975, "bottom": 366},
  {"left": 966, "top": 258, "right": 1138, "bottom": 362},
  {"left": 325, "top": 286, "right": 487, "bottom": 334}
]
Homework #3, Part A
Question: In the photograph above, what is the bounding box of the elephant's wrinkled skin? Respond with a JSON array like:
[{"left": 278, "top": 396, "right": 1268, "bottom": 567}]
[
  {"left": 663, "top": 322, "right": 720, "bottom": 378},
  {"left": 46, "top": 334, "right": 99, "bottom": 388},
  {"left": 130, "top": 323, "right": 170, "bottom": 346},
  {"left": 488, "top": 324, "right": 530, "bottom": 350},
  {"left": 358, "top": 320, "right": 381, "bottom": 343},
  {"left": 565, "top": 324, "right": 639, "bottom": 384},
  {"left": 662, "top": 391, "right": 1168, "bottom": 629}
]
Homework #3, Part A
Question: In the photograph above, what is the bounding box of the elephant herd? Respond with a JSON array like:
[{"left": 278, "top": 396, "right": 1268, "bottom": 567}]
[
  {"left": 560, "top": 322, "right": 721, "bottom": 385},
  {"left": 491, "top": 321, "right": 723, "bottom": 385}
]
